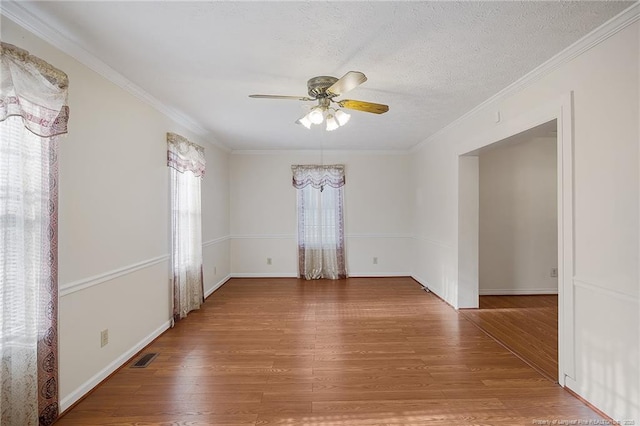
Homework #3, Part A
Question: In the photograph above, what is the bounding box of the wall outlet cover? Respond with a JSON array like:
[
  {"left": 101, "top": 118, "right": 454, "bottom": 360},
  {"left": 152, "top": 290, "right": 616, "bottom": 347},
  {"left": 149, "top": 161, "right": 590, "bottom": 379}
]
[{"left": 100, "top": 329, "right": 109, "bottom": 347}]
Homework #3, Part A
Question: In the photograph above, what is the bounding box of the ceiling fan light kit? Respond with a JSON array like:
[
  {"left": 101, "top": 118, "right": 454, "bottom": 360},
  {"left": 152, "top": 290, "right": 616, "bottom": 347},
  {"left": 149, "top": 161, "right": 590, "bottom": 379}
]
[
  {"left": 297, "top": 106, "right": 350, "bottom": 131},
  {"left": 250, "top": 71, "right": 389, "bottom": 131}
]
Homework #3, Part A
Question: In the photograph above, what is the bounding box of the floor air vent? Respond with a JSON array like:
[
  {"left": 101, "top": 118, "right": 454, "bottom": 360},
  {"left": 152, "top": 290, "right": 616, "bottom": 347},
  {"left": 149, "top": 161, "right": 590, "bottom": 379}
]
[{"left": 131, "top": 353, "right": 158, "bottom": 368}]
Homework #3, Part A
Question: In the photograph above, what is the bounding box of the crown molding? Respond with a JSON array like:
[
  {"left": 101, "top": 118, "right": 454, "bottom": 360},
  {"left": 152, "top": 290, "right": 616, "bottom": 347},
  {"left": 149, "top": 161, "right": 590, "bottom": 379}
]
[
  {"left": 1, "top": 1, "right": 231, "bottom": 153},
  {"left": 411, "top": 1, "right": 640, "bottom": 153}
]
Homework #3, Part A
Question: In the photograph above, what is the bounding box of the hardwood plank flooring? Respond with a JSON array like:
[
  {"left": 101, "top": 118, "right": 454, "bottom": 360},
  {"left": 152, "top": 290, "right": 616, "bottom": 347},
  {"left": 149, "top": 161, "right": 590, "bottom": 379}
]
[
  {"left": 56, "top": 278, "right": 597, "bottom": 425},
  {"left": 460, "top": 295, "right": 558, "bottom": 382}
]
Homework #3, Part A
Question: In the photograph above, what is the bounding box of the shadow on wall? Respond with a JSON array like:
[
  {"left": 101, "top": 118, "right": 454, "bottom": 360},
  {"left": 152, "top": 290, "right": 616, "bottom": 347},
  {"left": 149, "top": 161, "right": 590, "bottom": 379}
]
[{"left": 580, "top": 328, "right": 640, "bottom": 420}]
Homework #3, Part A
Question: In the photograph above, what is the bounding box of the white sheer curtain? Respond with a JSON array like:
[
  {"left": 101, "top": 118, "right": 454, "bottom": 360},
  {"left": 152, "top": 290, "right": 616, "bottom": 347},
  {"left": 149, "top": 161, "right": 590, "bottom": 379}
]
[
  {"left": 167, "top": 133, "right": 205, "bottom": 323},
  {"left": 292, "top": 165, "right": 346, "bottom": 280},
  {"left": 0, "top": 42, "right": 69, "bottom": 426}
]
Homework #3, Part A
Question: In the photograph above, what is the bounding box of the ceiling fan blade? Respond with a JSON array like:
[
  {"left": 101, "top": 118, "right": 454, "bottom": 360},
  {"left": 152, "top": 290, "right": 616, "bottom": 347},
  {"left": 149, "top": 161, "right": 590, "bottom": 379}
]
[
  {"left": 327, "top": 71, "right": 367, "bottom": 96},
  {"left": 249, "top": 94, "right": 314, "bottom": 101},
  {"left": 338, "top": 99, "right": 389, "bottom": 114}
]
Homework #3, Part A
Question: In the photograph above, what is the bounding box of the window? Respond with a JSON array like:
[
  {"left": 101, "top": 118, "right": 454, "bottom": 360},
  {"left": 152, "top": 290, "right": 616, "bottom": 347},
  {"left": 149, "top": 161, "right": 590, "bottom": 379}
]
[
  {"left": 300, "top": 184, "right": 340, "bottom": 248},
  {"left": 0, "top": 41, "right": 69, "bottom": 426},
  {"left": 167, "top": 133, "right": 205, "bottom": 322},
  {"left": 292, "top": 165, "right": 347, "bottom": 280}
]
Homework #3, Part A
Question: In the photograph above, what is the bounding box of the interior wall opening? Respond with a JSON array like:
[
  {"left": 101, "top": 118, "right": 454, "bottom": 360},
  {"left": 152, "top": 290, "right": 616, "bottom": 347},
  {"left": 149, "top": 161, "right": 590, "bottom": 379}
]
[{"left": 460, "top": 119, "right": 560, "bottom": 382}]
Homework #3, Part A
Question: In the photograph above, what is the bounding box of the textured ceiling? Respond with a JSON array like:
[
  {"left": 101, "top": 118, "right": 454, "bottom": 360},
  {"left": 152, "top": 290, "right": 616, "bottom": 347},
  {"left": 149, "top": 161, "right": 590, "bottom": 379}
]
[{"left": 14, "top": 1, "right": 632, "bottom": 150}]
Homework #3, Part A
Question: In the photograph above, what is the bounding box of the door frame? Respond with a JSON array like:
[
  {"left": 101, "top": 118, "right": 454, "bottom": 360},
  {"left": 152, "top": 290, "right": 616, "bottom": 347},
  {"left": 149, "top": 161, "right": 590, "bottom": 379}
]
[{"left": 455, "top": 92, "right": 575, "bottom": 386}]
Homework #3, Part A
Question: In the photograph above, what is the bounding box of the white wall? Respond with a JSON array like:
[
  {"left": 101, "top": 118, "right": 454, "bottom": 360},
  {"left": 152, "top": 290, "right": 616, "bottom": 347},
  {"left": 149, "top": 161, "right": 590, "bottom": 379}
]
[
  {"left": 411, "top": 20, "right": 639, "bottom": 421},
  {"left": 230, "top": 151, "right": 412, "bottom": 277},
  {"left": 1, "top": 16, "right": 230, "bottom": 411},
  {"left": 479, "top": 135, "right": 558, "bottom": 295},
  {"left": 457, "top": 156, "right": 479, "bottom": 308},
  {"left": 201, "top": 143, "right": 231, "bottom": 296}
]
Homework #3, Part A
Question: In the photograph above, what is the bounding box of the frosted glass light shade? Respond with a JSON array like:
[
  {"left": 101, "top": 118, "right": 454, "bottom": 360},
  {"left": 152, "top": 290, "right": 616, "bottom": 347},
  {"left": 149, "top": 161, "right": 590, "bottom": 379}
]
[
  {"left": 308, "top": 108, "right": 324, "bottom": 125},
  {"left": 334, "top": 109, "right": 351, "bottom": 126},
  {"left": 296, "top": 114, "right": 312, "bottom": 129},
  {"left": 326, "top": 115, "right": 339, "bottom": 131}
]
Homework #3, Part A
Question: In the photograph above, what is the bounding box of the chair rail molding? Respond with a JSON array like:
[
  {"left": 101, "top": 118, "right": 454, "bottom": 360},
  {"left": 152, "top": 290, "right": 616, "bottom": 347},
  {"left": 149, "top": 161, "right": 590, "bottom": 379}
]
[
  {"left": 202, "top": 235, "right": 231, "bottom": 247},
  {"left": 59, "top": 255, "right": 170, "bottom": 297}
]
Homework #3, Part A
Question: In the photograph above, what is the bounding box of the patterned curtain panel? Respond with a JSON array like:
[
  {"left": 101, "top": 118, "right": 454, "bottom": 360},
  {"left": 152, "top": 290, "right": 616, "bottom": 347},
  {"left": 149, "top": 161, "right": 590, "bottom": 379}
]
[
  {"left": 292, "top": 165, "right": 347, "bottom": 280},
  {"left": 0, "top": 42, "right": 69, "bottom": 426},
  {"left": 167, "top": 133, "right": 205, "bottom": 323}
]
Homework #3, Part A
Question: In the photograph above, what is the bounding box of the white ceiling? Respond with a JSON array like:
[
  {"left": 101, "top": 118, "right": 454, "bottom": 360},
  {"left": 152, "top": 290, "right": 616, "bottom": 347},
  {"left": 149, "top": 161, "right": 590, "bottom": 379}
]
[{"left": 14, "top": 1, "right": 632, "bottom": 151}]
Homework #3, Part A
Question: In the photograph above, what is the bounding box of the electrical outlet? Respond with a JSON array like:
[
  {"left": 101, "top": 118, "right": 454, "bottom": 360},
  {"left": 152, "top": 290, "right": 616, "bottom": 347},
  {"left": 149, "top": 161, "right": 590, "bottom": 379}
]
[
  {"left": 100, "top": 329, "right": 109, "bottom": 347},
  {"left": 373, "top": 257, "right": 378, "bottom": 265},
  {"left": 267, "top": 257, "right": 272, "bottom": 265},
  {"left": 551, "top": 268, "right": 558, "bottom": 278},
  {"left": 214, "top": 266, "right": 217, "bottom": 275}
]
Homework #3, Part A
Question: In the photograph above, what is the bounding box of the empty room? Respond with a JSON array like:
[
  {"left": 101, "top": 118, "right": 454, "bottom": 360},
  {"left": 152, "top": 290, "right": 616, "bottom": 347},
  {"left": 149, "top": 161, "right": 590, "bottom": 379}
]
[{"left": 0, "top": 1, "right": 638, "bottom": 425}]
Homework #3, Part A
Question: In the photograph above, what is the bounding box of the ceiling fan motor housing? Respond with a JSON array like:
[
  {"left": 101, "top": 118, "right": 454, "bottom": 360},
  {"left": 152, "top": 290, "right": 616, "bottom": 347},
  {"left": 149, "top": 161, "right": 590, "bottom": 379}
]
[{"left": 307, "top": 76, "right": 339, "bottom": 98}]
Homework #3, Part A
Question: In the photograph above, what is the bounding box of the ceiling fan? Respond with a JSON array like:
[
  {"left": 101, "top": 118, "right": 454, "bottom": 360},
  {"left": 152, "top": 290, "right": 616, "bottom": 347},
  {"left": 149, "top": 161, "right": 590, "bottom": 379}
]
[{"left": 249, "top": 71, "right": 389, "bottom": 131}]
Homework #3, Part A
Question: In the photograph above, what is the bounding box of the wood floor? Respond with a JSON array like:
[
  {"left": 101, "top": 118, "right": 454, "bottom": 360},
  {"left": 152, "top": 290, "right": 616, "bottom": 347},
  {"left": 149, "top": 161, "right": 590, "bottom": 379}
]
[
  {"left": 57, "top": 278, "right": 599, "bottom": 425},
  {"left": 460, "top": 295, "right": 558, "bottom": 382}
]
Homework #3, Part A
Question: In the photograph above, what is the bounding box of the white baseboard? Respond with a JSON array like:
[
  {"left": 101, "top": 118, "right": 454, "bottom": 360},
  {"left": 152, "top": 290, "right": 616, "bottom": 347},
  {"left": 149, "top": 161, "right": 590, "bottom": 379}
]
[
  {"left": 230, "top": 272, "right": 298, "bottom": 278},
  {"left": 410, "top": 274, "right": 457, "bottom": 308},
  {"left": 348, "top": 272, "right": 411, "bottom": 277},
  {"left": 410, "top": 274, "right": 430, "bottom": 290},
  {"left": 59, "top": 319, "right": 171, "bottom": 413},
  {"left": 229, "top": 272, "right": 413, "bottom": 279},
  {"left": 479, "top": 288, "right": 558, "bottom": 295},
  {"left": 205, "top": 274, "right": 231, "bottom": 298}
]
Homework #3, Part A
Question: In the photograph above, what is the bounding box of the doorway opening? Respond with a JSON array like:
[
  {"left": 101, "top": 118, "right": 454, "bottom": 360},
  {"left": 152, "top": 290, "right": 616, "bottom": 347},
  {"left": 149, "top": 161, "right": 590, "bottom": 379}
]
[
  {"left": 460, "top": 120, "right": 559, "bottom": 381},
  {"left": 458, "top": 119, "right": 562, "bottom": 382}
]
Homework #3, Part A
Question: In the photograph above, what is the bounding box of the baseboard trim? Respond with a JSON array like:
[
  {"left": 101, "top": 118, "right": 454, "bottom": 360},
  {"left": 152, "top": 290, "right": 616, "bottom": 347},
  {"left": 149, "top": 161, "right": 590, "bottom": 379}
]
[
  {"left": 479, "top": 288, "right": 559, "bottom": 295},
  {"left": 230, "top": 272, "right": 299, "bottom": 278},
  {"left": 229, "top": 272, "right": 415, "bottom": 279},
  {"left": 59, "top": 255, "right": 169, "bottom": 297},
  {"left": 410, "top": 274, "right": 430, "bottom": 290},
  {"left": 59, "top": 319, "right": 171, "bottom": 413},
  {"left": 410, "top": 274, "right": 458, "bottom": 308},
  {"left": 205, "top": 274, "right": 232, "bottom": 298},
  {"left": 410, "top": 274, "right": 459, "bottom": 310},
  {"left": 348, "top": 272, "right": 411, "bottom": 277},
  {"left": 563, "top": 381, "right": 617, "bottom": 424}
]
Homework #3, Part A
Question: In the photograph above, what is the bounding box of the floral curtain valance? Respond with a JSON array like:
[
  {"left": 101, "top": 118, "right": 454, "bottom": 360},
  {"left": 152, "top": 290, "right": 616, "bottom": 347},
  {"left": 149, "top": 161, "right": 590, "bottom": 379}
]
[
  {"left": 0, "top": 42, "right": 69, "bottom": 138},
  {"left": 291, "top": 165, "right": 345, "bottom": 189},
  {"left": 167, "top": 132, "right": 206, "bottom": 177}
]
